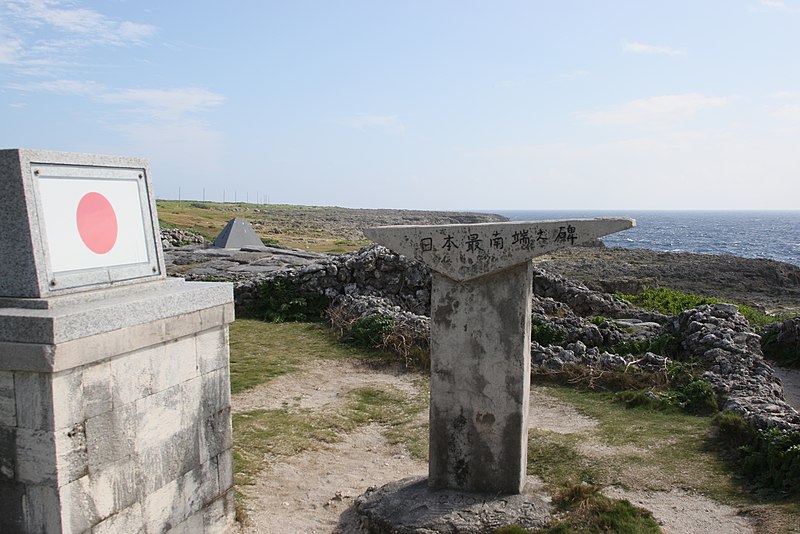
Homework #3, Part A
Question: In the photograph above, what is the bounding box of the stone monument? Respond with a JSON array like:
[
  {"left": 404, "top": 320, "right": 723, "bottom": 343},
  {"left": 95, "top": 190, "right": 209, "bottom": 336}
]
[
  {"left": 354, "top": 218, "right": 632, "bottom": 531},
  {"left": 213, "top": 217, "right": 265, "bottom": 249},
  {"left": 0, "top": 149, "right": 236, "bottom": 533}
]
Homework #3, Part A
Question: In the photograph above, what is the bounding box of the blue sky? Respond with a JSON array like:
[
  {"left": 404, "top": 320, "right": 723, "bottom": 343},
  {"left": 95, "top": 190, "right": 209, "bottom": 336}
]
[{"left": 2, "top": 1, "right": 800, "bottom": 210}]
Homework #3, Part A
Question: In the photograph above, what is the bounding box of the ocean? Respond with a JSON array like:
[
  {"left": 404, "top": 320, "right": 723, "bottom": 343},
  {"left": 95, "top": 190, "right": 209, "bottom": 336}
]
[{"left": 492, "top": 210, "right": 800, "bottom": 268}]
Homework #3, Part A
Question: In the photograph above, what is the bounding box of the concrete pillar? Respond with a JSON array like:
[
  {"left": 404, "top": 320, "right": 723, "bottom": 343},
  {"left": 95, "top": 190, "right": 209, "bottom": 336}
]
[{"left": 429, "top": 264, "right": 532, "bottom": 493}]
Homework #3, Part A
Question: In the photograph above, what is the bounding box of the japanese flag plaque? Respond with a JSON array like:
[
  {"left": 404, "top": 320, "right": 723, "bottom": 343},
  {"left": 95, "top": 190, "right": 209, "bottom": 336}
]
[{"left": 0, "top": 149, "right": 164, "bottom": 298}]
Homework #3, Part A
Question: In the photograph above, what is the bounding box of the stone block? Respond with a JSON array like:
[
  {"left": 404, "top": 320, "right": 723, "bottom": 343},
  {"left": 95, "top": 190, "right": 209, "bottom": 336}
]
[
  {"left": 15, "top": 427, "right": 57, "bottom": 484},
  {"left": 0, "top": 426, "right": 15, "bottom": 480},
  {"left": 92, "top": 502, "right": 145, "bottom": 534},
  {"left": 61, "top": 455, "right": 142, "bottom": 532},
  {"left": 135, "top": 385, "right": 185, "bottom": 452},
  {"left": 86, "top": 403, "right": 136, "bottom": 471},
  {"left": 165, "top": 510, "right": 203, "bottom": 534},
  {"left": 182, "top": 458, "right": 220, "bottom": 519},
  {"left": 111, "top": 348, "right": 155, "bottom": 407},
  {"left": 201, "top": 408, "right": 233, "bottom": 461},
  {"left": 14, "top": 371, "right": 53, "bottom": 430},
  {"left": 196, "top": 328, "right": 229, "bottom": 374},
  {"left": 216, "top": 450, "right": 233, "bottom": 493},
  {"left": 52, "top": 368, "right": 85, "bottom": 430},
  {"left": 138, "top": 424, "right": 200, "bottom": 495},
  {"left": 15, "top": 369, "right": 85, "bottom": 431},
  {"left": 202, "top": 489, "right": 236, "bottom": 534},
  {"left": 143, "top": 477, "right": 182, "bottom": 534},
  {"left": 154, "top": 336, "right": 198, "bottom": 393},
  {"left": 0, "top": 370, "right": 16, "bottom": 427},
  {"left": 54, "top": 422, "right": 88, "bottom": 485},
  {"left": 23, "top": 484, "right": 62, "bottom": 533},
  {"left": 199, "top": 367, "right": 230, "bottom": 419},
  {"left": 179, "top": 376, "right": 203, "bottom": 428},
  {"left": 82, "top": 361, "right": 112, "bottom": 418},
  {"left": 0, "top": 480, "right": 26, "bottom": 532},
  {"left": 142, "top": 455, "right": 228, "bottom": 534}
]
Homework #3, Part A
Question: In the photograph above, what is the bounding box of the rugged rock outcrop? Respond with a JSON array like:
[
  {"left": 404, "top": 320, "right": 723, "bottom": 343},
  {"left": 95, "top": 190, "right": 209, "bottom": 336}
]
[
  {"left": 234, "top": 245, "right": 431, "bottom": 315},
  {"left": 164, "top": 243, "right": 800, "bottom": 431},
  {"left": 668, "top": 304, "right": 800, "bottom": 431},
  {"left": 160, "top": 228, "right": 208, "bottom": 248}
]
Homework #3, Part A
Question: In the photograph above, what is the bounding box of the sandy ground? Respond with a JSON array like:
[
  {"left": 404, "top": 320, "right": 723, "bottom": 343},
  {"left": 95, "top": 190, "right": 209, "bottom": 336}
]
[
  {"left": 233, "top": 360, "right": 760, "bottom": 534},
  {"left": 774, "top": 365, "right": 800, "bottom": 410}
]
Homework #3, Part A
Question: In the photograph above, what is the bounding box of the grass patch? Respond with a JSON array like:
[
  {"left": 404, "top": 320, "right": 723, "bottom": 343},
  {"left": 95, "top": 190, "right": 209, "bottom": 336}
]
[
  {"left": 543, "top": 484, "right": 661, "bottom": 534},
  {"left": 527, "top": 430, "right": 604, "bottom": 488},
  {"left": 533, "top": 385, "right": 736, "bottom": 501},
  {"left": 233, "top": 407, "right": 347, "bottom": 485},
  {"left": 229, "top": 320, "right": 375, "bottom": 394}
]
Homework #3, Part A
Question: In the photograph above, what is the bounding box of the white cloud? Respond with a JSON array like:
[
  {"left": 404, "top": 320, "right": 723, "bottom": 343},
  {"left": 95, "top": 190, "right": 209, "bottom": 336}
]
[
  {"left": 563, "top": 69, "right": 589, "bottom": 81},
  {"left": 771, "top": 104, "right": 800, "bottom": 121},
  {"left": 99, "top": 87, "right": 226, "bottom": 120},
  {"left": 0, "top": 38, "right": 22, "bottom": 64},
  {"left": 757, "top": 0, "right": 800, "bottom": 12},
  {"left": 576, "top": 94, "right": 734, "bottom": 126},
  {"left": 623, "top": 41, "right": 687, "bottom": 57},
  {"left": 5, "top": 0, "right": 157, "bottom": 45},
  {"left": 5, "top": 78, "right": 104, "bottom": 95},
  {"left": 343, "top": 114, "right": 405, "bottom": 135}
]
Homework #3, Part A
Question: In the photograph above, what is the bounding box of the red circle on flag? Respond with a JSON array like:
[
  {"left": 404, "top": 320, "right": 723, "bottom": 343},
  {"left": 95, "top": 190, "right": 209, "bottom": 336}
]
[{"left": 76, "top": 192, "right": 118, "bottom": 254}]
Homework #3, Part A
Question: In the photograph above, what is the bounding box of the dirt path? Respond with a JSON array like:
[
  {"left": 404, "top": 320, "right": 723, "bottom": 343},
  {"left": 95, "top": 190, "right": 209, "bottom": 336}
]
[
  {"left": 774, "top": 365, "right": 800, "bottom": 410},
  {"left": 233, "top": 360, "right": 759, "bottom": 534}
]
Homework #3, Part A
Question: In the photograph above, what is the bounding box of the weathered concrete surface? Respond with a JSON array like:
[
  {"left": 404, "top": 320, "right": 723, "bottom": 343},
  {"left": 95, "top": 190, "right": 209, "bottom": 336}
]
[
  {"left": 0, "top": 295, "right": 236, "bottom": 533},
  {"left": 341, "top": 476, "right": 551, "bottom": 533},
  {"left": 366, "top": 219, "right": 634, "bottom": 495},
  {"left": 429, "top": 264, "right": 533, "bottom": 494},
  {"left": 364, "top": 218, "right": 633, "bottom": 282}
]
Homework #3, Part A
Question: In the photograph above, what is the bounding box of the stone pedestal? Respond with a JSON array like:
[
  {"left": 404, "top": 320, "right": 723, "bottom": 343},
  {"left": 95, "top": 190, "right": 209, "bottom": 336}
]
[{"left": 0, "top": 280, "right": 236, "bottom": 533}]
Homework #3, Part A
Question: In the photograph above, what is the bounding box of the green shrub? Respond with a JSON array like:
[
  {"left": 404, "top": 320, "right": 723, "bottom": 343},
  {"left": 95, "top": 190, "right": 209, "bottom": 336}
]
[
  {"left": 261, "top": 237, "right": 281, "bottom": 246},
  {"left": 610, "top": 334, "right": 681, "bottom": 358},
  {"left": 678, "top": 378, "right": 718, "bottom": 415},
  {"left": 250, "top": 280, "right": 330, "bottom": 322},
  {"left": 590, "top": 315, "right": 607, "bottom": 326},
  {"left": 494, "top": 526, "right": 532, "bottom": 534},
  {"left": 617, "top": 287, "right": 717, "bottom": 316},
  {"left": 712, "top": 411, "right": 755, "bottom": 449},
  {"left": 615, "top": 390, "right": 667, "bottom": 410},
  {"left": 739, "top": 427, "right": 800, "bottom": 496},
  {"left": 532, "top": 322, "right": 566, "bottom": 346},
  {"left": 350, "top": 315, "right": 395, "bottom": 349}
]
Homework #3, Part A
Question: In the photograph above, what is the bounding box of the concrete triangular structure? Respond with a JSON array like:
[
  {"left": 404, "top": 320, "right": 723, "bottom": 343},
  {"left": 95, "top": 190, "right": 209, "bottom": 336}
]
[{"left": 213, "top": 217, "right": 265, "bottom": 249}]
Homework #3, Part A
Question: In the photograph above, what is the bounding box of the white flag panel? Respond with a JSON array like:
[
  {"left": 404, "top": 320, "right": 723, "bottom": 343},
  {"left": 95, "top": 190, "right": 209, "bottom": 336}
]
[{"left": 38, "top": 177, "right": 150, "bottom": 273}]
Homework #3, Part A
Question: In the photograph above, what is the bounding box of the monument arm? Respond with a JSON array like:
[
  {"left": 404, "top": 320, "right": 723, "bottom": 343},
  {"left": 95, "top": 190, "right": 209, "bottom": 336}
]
[{"left": 364, "top": 218, "right": 635, "bottom": 282}]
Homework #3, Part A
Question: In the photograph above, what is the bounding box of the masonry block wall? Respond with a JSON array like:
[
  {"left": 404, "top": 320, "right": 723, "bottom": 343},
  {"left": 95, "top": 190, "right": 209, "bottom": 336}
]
[{"left": 0, "top": 282, "right": 236, "bottom": 533}]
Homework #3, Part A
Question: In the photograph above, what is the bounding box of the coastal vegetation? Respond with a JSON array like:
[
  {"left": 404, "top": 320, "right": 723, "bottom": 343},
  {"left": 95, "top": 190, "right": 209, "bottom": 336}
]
[{"left": 616, "top": 286, "right": 791, "bottom": 328}]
